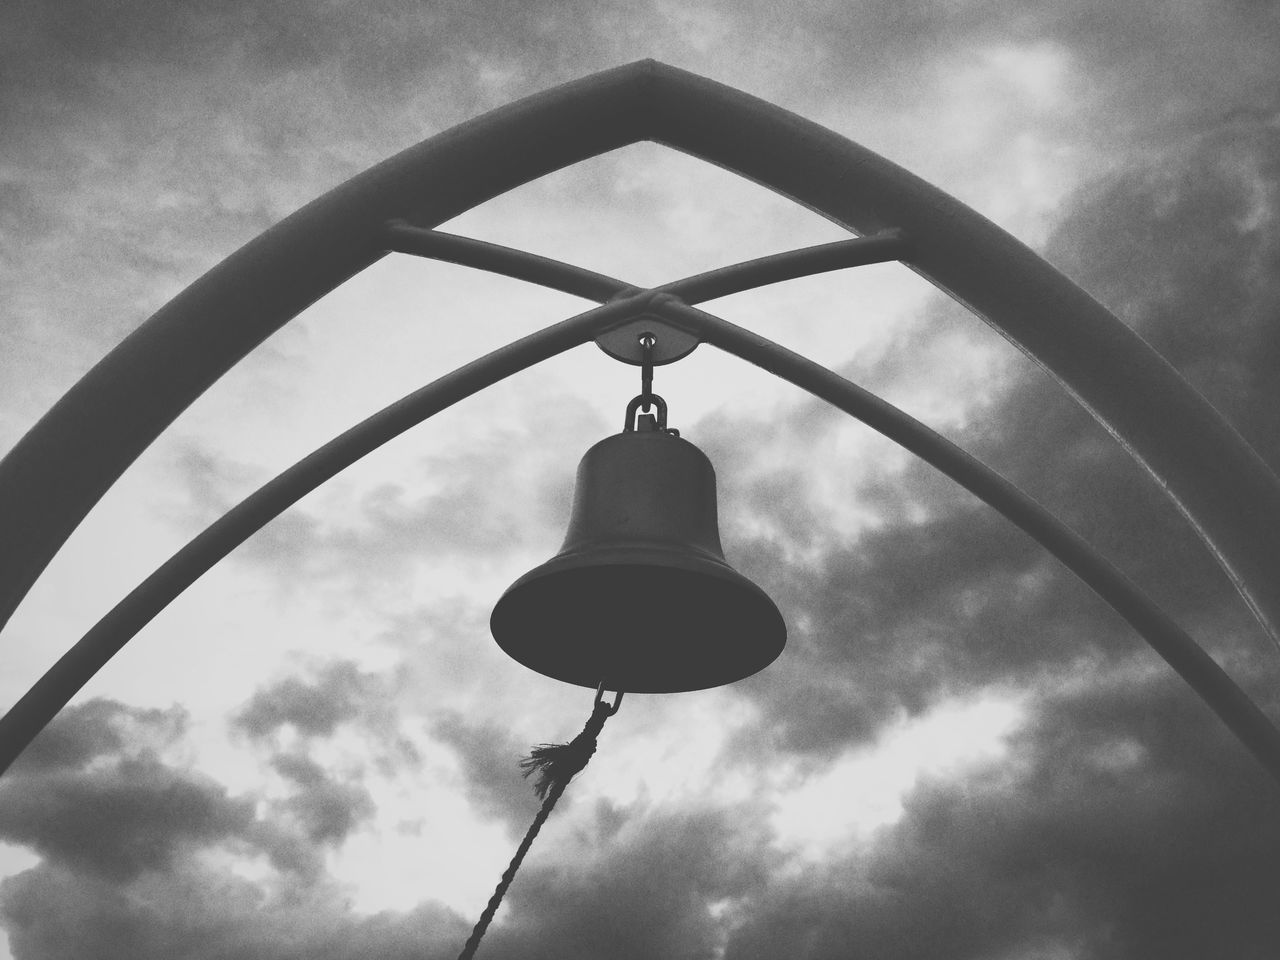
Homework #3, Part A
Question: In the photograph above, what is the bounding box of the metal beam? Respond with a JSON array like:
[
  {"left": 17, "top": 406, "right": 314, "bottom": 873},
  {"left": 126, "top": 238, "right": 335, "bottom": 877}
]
[
  {"left": 384, "top": 222, "right": 626, "bottom": 303},
  {"left": 386, "top": 223, "right": 910, "bottom": 305},
  {"left": 658, "top": 230, "right": 909, "bottom": 303}
]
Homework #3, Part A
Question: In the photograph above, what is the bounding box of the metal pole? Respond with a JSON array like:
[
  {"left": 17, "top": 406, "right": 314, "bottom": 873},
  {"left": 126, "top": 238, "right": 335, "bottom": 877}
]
[{"left": 386, "top": 223, "right": 910, "bottom": 305}]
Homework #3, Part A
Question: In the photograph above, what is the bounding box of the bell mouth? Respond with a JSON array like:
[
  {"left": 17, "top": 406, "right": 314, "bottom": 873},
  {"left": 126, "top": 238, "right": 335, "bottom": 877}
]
[{"left": 490, "top": 548, "right": 786, "bottom": 693}]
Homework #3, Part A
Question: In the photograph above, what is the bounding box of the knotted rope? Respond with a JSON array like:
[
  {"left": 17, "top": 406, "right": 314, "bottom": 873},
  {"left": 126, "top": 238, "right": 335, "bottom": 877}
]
[{"left": 455, "top": 687, "right": 623, "bottom": 960}]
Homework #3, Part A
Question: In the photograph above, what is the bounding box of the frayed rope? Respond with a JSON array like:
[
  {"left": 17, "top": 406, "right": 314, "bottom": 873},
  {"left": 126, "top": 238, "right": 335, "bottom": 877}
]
[
  {"left": 455, "top": 691, "right": 621, "bottom": 960},
  {"left": 518, "top": 698, "right": 613, "bottom": 799}
]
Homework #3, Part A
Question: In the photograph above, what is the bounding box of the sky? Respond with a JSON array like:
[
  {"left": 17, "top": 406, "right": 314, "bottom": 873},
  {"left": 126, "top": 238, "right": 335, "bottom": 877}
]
[{"left": 2, "top": 1, "right": 1280, "bottom": 958}]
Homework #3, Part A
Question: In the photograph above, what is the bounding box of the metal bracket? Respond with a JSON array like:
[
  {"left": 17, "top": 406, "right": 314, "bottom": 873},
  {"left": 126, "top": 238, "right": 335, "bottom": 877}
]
[{"left": 594, "top": 314, "right": 700, "bottom": 366}]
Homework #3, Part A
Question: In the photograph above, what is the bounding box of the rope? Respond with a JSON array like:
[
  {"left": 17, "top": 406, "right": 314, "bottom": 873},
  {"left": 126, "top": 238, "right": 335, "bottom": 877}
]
[{"left": 455, "top": 692, "right": 621, "bottom": 960}]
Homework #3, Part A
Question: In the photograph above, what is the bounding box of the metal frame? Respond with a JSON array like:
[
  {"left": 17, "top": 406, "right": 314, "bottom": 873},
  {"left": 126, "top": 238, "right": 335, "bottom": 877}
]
[{"left": 2, "top": 61, "right": 1278, "bottom": 779}]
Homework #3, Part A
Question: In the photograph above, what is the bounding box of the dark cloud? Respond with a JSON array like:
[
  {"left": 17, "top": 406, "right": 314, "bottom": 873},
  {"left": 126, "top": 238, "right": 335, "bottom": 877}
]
[
  {"left": 722, "top": 667, "right": 1280, "bottom": 960},
  {"left": 234, "top": 659, "right": 393, "bottom": 740},
  {"left": 270, "top": 752, "right": 376, "bottom": 845},
  {"left": 0, "top": 700, "right": 321, "bottom": 888},
  {"left": 0, "top": 753, "right": 274, "bottom": 883},
  {"left": 1, "top": 862, "right": 469, "bottom": 960},
  {"left": 711, "top": 110, "right": 1280, "bottom": 764},
  {"left": 1, "top": 701, "right": 247, "bottom": 881},
  {"left": 232, "top": 660, "right": 421, "bottom": 794},
  {"left": 1042, "top": 117, "right": 1280, "bottom": 472},
  {"left": 789, "top": 0, "right": 1280, "bottom": 145},
  {"left": 430, "top": 711, "right": 540, "bottom": 829},
  {"left": 476, "top": 803, "right": 775, "bottom": 960},
  {"left": 0, "top": 696, "right": 473, "bottom": 959},
  {"left": 4, "top": 698, "right": 181, "bottom": 773}
]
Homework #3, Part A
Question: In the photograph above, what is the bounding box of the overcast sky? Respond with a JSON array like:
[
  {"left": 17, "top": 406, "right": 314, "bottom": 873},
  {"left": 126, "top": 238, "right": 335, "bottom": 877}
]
[{"left": 2, "top": 2, "right": 1280, "bottom": 958}]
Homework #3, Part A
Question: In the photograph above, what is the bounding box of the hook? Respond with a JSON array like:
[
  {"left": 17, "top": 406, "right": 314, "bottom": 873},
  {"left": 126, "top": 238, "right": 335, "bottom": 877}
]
[{"left": 594, "top": 680, "right": 624, "bottom": 714}]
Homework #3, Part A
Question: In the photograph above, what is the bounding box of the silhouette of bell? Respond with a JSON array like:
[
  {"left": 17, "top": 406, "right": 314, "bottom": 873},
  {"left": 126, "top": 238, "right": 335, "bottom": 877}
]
[{"left": 491, "top": 407, "right": 786, "bottom": 693}]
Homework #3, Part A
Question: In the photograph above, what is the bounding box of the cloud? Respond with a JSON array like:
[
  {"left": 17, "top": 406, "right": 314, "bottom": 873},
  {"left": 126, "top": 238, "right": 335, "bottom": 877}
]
[
  {"left": 0, "top": 755, "right": 260, "bottom": 882},
  {"left": 0, "top": 701, "right": 259, "bottom": 882},
  {"left": 1041, "top": 114, "right": 1280, "bottom": 470},
  {"left": 254, "top": 663, "right": 396, "bottom": 755},
  {"left": 233, "top": 660, "right": 392, "bottom": 741},
  {"left": 270, "top": 752, "right": 376, "bottom": 845},
  {"left": 3, "top": 698, "right": 181, "bottom": 773},
  {"left": 430, "top": 711, "right": 541, "bottom": 829},
  {"left": 232, "top": 659, "right": 422, "bottom": 789},
  {"left": 167, "top": 399, "right": 607, "bottom": 598},
  {"left": 0, "top": 695, "right": 472, "bottom": 959},
  {"left": 1, "top": 863, "right": 469, "bottom": 960},
  {"left": 0, "top": 700, "right": 322, "bottom": 890}
]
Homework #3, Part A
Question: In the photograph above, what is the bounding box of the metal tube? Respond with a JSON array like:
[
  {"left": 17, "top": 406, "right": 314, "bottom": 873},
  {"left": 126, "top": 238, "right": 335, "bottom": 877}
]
[
  {"left": 657, "top": 299, "right": 1280, "bottom": 784},
  {"left": 384, "top": 222, "right": 626, "bottom": 303},
  {"left": 658, "top": 230, "right": 908, "bottom": 303},
  {"left": 387, "top": 223, "right": 909, "bottom": 306}
]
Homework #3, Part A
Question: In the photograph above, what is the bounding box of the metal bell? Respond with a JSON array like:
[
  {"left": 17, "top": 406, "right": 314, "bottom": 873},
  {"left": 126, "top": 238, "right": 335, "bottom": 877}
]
[{"left": 490, "top": 402, "right": 786, "bottom": 693}]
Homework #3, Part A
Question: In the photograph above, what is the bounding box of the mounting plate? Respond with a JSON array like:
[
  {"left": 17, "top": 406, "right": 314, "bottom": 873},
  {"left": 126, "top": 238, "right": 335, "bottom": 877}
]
[{"left": 594, "top": 314, "right": 700, "bottom": 365}]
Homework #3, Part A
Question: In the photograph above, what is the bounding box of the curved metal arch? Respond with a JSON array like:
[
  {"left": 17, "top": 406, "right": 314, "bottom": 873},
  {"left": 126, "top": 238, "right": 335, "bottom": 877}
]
[
  {"left": 2, "top": 60, "right": 1278, "bottom": 649},
  {"left": 2, "top": 241, "right": 1278, "bottom": 783},
  {"left": 2, "top": 60, "right": 1279, "bottom": 649}
]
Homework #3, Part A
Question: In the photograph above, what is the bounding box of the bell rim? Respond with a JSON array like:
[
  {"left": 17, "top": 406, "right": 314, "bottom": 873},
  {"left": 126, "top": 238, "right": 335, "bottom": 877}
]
[{"left": 490, "top": 554, "right": 787, "bottom": 693}]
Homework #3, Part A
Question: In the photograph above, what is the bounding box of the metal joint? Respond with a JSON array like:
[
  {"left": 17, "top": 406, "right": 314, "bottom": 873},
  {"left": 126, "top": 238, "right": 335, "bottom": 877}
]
[
  {"left": 594, "top": 681, "right": 624, "bottom": 714},
  {"left": 624, "top": 393, "right": 668, "bottom": 432}
]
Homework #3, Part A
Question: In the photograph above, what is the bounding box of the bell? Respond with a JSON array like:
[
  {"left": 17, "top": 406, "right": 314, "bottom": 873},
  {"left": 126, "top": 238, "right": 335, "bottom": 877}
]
[{"left": 491, "top": 409, "right": 786, "bottom": 693}]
